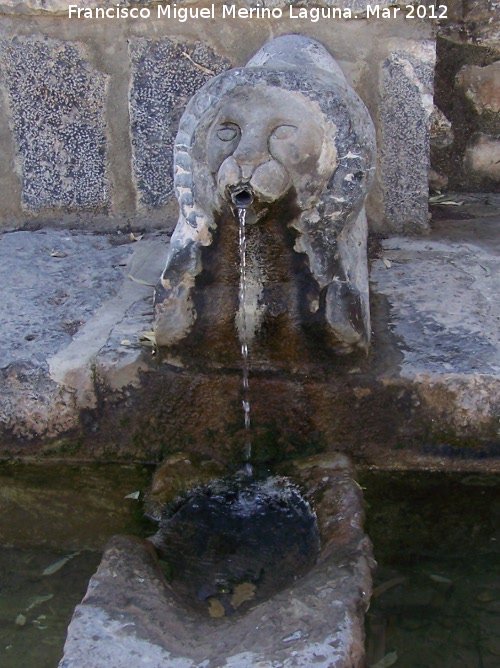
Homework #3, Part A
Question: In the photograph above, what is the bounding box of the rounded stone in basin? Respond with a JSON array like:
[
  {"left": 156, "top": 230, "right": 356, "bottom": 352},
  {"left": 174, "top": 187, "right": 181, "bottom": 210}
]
[{"left": 151, "top": 474, "right": 320, "bottom": 616}]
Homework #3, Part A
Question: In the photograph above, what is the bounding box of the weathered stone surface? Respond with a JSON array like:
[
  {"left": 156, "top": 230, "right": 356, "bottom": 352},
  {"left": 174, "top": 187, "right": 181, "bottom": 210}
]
[
  {"left": 0, "top": 3, "right": 434, "bottom": 232},
  {"left": 428, "top": 168, "right": 449, "bottom": 191},
  {"left": 438, "top": 0, "right": 500, "bottom": 47},
  {"left": 0, "top": 36, "right": 108, "bottom": 213},
  {"left": 371, "top": 212, "right": 500, "bottom": 443},
  {"left": 59, "top": 453, "right": 374, "bottom": 668},
  {"left": 457, "top": 0, "right": 500, "bottom": 46},
  {"left": 429, "top": 105, "right": 454, "bottom": 189},
  {"left": 456, "top": 61, "right": 500, "bottom": 115},
  {"left": 377, "top": 40, "right": 435, "bottom": 233},
  {"left": 145, "top": 452, "right": 229, "bottom": 520},
  {"left": 0, "top": 229, "right": 164, "bottom": 442},
  {"left": 375, "top": 236, "right": 500, "bottom": 376},
  {"left": 2, "top": 205, "right": 500, "bottom": 468},
  {"left": 432, "top": 0, "right": 499, "bottom": 190},
  {"left": 129, "top": 38, "right": 230, "bottom": 209},
  {"left": 154, "top": 35, "right": 376, "bottom": 355},
  {"left": 464, "top": 133, "right": 500, "bottom": 182},
  {"left": 430, "top": 104, "right": 454, "bottom": 149}
]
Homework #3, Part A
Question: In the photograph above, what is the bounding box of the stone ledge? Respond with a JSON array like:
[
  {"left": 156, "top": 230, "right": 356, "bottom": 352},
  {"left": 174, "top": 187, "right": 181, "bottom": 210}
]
[
  {"left": 0, "top": 228, "right": 165, "bottom": 443},
  {"left": 60, "top": 533, "right": 373, "bottom": 668},
  {"left": 1, "top": 206, "right": 499, "bottom": 470}
]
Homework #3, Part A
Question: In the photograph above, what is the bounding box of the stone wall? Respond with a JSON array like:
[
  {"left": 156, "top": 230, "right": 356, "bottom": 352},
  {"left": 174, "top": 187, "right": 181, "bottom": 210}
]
[
  {"left": 431, "top": 0, "right": 500, "bottom": 191},
  {"left": 0, "top": 1, "right": 436, "bottom": 234}
]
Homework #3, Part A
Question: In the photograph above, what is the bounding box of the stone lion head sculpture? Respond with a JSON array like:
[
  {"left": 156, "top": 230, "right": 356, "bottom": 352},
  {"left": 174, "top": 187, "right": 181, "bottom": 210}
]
[{"left": 154, "top": 35, "right": 376, "bottom": 354}]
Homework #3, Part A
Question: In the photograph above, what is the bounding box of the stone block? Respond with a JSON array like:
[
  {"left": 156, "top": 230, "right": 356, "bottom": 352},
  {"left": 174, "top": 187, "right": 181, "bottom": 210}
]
[
  {"left": 432, "top": 35, "right": 500, "bottom": 189},
  {"left": 128, "top": 38, "right": 230, "bottom": 209},
  {"left": 377, "top": 40, "right": 435, "bottom": 233},
  {"left": 456, "top": 61, "right": 500, "bottom": 115},
  {"left": 0, "top": 36, "right": 108, "bottom": 213},
  {"left": 1, "top": 214, "right": 500, "bottom": 468},
  {"left": 460, "top": 0, "right": 500, "bottom": 45},
  {"left": 464, "top": 133, "right": 500, "bottom": 182},
  {"left": 0, "top": 3, "right": 436, "bottom": 232},
  {"left": 0, "top": 229, "right": 165, "bottom": 445},
  {"left": 370, "top": 215, "right": 500, "bottom": 447}
]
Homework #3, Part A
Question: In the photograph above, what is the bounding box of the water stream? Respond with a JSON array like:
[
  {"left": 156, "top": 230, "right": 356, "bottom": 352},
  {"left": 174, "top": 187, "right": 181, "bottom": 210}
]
[{"left": 237, "top": 207, "right": 252, "bottom": 476}]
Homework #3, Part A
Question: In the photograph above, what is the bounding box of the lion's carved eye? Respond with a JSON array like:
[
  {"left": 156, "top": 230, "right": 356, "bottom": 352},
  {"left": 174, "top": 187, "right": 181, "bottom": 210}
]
[
  {"left": 216, "top": 124, "right": 240, "bottom": 142},
  {"left": 271, "top": 125, "right": 297, "bottom": 141}
]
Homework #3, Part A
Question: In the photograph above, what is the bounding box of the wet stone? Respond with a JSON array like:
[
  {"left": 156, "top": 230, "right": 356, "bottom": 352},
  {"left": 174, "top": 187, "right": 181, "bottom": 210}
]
[
  {"left": 150, "top": 475, "right": 320, "bottom": 616},
  {"left": 60, "top": 453, "right": 373, "bottom": 668},
  {"left": 456, "top": 62, "right": 500, "bottom": 116},
  {"left": 144, "top": 452, "right": 229, "bottom": 521}
]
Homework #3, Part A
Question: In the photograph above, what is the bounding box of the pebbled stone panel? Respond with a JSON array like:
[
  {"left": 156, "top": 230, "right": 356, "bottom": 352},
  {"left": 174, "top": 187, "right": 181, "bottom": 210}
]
[
  {"left": 0, "top": 36, "right": 108, "bottom": 213},
  {"left": 129, "top": 38, "right": 230, "bottom": 209},
  {"left": 379, "top": 44, "right": 435, "bottom": 233}
]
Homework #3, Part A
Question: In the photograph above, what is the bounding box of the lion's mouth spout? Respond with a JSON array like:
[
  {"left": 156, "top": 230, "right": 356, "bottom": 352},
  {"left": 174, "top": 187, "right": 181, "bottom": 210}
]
[{"left": 230, "top": 186, "right": 254, "bottom": 209}]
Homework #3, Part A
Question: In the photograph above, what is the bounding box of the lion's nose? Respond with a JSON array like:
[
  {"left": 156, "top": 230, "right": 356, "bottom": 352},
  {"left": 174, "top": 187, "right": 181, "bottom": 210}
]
[
  {"left": 232, "top": 138, "right": 270, "bottom": 175},
  {"left": 240, "top": 164, "right": 254, "bottom": 181}
]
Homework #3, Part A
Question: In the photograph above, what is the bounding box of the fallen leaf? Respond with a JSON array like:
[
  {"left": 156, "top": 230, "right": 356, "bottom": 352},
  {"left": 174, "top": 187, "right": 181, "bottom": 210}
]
[
  {"left": 370, "top": 650, "right": 398, "bottom": 668},
  {"left": 373, "top": 576, "right": 407, "bottom": 598},
  {"left": 26, "top": 594, "right": 54, "bottom": 611},
  {"left": 429, "top": 574, "right": 452, "bottom": 584},
  {"left": 181, "top": 51, "right": 214, "bottom": 75},
  {"left": 231, "top": 582, "right": 256, "bottom": 609},
  {"left": 208, "top": 598, "right": 226, "bottom": 618},
  {"left": 127, "top": 274, "right": 156, "bottom": 287},
  {"left": 125, "top": 491, "right": 140, "bottom": 500},
  {"left": 429, "top": 194, "right": 463, "bottom": 206},
  {"left": 42, "top": 551, "right": 80, "bottom": 576},
  {"left": 130, "top": 233, "right": 143, "bottom": 242},
  {"left": 485, "top": 642, "right": 500, "bottom": 655},
  {"left": 477, "top": 590, "right": 495, "bottom": 602},
  {"left": 139, "top": 331, "right": 156, "bottom": 347}
]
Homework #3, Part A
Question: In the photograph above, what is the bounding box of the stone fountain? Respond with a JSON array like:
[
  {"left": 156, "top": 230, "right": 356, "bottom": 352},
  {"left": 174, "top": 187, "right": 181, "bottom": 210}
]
[
  {"left": 60, "top": 35, "right": 376, "bottom": 668},
  {"left": 154, "top": 35, "right": 375, "bottom": 357}
]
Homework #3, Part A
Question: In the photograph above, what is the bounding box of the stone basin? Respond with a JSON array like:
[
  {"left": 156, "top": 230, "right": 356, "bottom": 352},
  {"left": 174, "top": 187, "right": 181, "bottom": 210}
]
[{"left": 59, "top": 453, "right": 374, "bottom": 668}]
